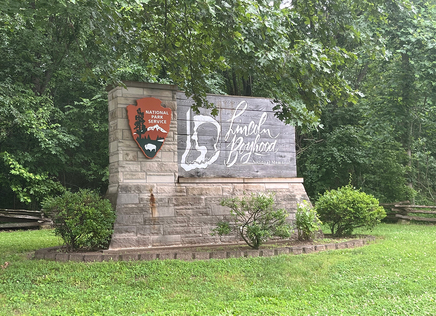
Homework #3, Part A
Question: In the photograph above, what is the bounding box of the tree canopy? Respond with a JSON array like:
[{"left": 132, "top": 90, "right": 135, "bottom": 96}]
[{"left": 1, "top": 0, "right": 435, "bottom": 207}]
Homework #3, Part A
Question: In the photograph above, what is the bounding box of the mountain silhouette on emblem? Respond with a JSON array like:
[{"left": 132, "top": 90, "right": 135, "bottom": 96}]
[{"left": 147, "top": 124, "right": 167, "bottom": 133}]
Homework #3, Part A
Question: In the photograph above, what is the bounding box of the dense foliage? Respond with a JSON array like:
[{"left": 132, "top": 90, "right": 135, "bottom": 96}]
[
  {"left": 218, "top": 193, "right": 293, "bottom": 249},
  {"left": 42, "top": 189, "right": 115, "bottom": 250},
  {"left": 1, "top": 0, "right": 435, "bottom": 207},
  {"left": 295, "top": 200, "right": 322, "bottom": 241},
  {"left": 315, "top": 185, "right": 386, "bottom": 237},
  {"left": 298, "top": 0, "right": 436, "bottom": 204}
]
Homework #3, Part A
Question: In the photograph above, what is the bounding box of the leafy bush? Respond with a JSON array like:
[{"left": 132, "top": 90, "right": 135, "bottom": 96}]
[
  {"left": 217, "top": 193, "right": 293, "bottom": 249},
  {"left": 42, "top": 189, "right": 115, "bottom": 250},
  {"left": 315, "top": 185, "right": 386, "bottom": 237},
  {"left": 295, "top": 200, "right": 322, "bottom": 241}
]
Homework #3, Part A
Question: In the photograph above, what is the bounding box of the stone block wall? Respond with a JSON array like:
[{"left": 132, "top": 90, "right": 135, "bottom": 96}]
[{"left": 107, "top": 82, "right": 310, "bottom": 250}]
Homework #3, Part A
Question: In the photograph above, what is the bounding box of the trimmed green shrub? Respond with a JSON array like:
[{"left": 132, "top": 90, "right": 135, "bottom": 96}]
[
  {"left": 217, "top": 192, "right": 293, "bottom": 249},
  {"left": 315, "top": 185, "right": 386, "bottom": 237},
  {"left": 295, "top": 200, "right": 322, "bottom": 241},
  {"left": 42, "top": 189, "right": 115, "bottom": 250}
]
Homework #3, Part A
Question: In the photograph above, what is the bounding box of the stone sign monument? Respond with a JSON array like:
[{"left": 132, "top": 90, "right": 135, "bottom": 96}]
[{"left": 106, "top": 82, "right": 309, "bottom": 249}]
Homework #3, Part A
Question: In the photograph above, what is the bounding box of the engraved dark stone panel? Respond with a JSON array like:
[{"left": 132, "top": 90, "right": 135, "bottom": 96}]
[{"left": 177, "top": 92, "right": 297, "bottom": 178}]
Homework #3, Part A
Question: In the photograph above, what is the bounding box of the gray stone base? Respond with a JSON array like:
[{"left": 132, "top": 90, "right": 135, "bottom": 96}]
[{"left": 108, "top": 177, "right": 309, "bottom": 250}]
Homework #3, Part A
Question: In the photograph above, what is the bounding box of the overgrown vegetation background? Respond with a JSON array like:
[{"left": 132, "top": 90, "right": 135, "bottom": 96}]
[{"left": 1, "top": 0, "right": 435, "bottom": 208}]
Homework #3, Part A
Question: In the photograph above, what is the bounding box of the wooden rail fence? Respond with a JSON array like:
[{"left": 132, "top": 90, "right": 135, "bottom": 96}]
[
  {"left": 0, "top": 209, "right": 52, "bottom": 229},
  {"left": 380, "top": 201, "right": 436, "bottom": 223}
]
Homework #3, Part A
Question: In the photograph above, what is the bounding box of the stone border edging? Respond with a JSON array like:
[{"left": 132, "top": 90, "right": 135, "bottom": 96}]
[{"left": 33, "top": 236, "right": 376, "bottom": 263}]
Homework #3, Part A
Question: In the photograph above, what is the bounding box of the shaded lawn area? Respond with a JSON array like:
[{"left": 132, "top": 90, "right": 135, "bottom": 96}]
[{"left": 0, "top": 224, "right": 435, "bottom": 315}]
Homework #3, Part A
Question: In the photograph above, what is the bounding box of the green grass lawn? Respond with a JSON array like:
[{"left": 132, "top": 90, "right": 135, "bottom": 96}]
[{"left": 1, "top": 224, "right": 436, "bottom": 315}]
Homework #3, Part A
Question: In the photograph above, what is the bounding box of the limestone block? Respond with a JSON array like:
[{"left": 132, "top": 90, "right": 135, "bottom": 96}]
[
  {"left": 275, "top": 248, "right": 289, "bottom": 255},
  {"left": 188, "top": 215, "right": 219, "bottom": 226},
  {"left": 164, "top": 226, "right": 202, "bottom": 236},
  {"left": 121, "top": 254, "right": 139, "bottom": 261},
  {"left": 109, "top": 173, "right": 122, "bottom": 185},
  {"left": 153, "top": 206, "right": 175, "bottom": 217},
  {"left": 116, "top": 118, "right": 129, "bottom": 130},
  {"left": 123, "top": 129, "right": 133, "bottom": 140},
  {"left": 109, "top": 130, "right": 123, "bottom": 143},
  {"left": 143, "top": 88, "right": 174, "bottom": 99},
  {"left": 156, "top": 197, "right": 172, "bottom": 205},
  {"left": 109, "top": 99, "right": 117, "bottom": 112},
  {"left": 123, "top": 179, "right": 153, "bottom": 184},
  {"left": 161, "top": 151, "right": 176, "bottom": 162},
  {"left": 70, "top": 254, "right": 84, "bottom": 262},
  {"left": 121, "top": 86, "right": 145, "bottom": 95},
  {"left": 141, "top": 162, "right": 178, "bottom": 173},
  {"left": 201, "top": 226, "right": 215, "bottom": 236},
  {"left": 136, "top": 236, "right": 152, "bottom": 248},
  {"left": 193, "top": 252, "right": 210, "bottom": 260},
  {"left": 115, "top": 214, "right": 143, "bottom": 225},
  {"left": 123, "top": 172, "right": 146, "bottom": 180},
  {"left": 246, "top": 250, "right": 260, "bottom": 258},
  {"left": 118, "top": 163, "right": 141, "bottom": 172},
  {"left": 165, "top": 131, "right": 174, "bottom": 142},
  {"left": 175, "top": 209, "right": 210, "bottom": 217},
  {"left": 354, "top": 239, "right": 364, "bottom": 247},
  {"left": 84, "top": 254, "right": 103, "bottom": 262},
  {"left": 175, "top": 186, "right": 187, "bottom": 195},
  {"left": 119, "top": 184, "right": 155, "bottom": 194},
  {"left": 144, "top": 216, "right": 189, "bottom": 226},
  {"left": 109, "top": 120, "right": 118, "bottom": 132},
  {"left": 110, "top": 237, "right": 139, "bottom": 249},
  {"left": 117, "top": 193, "right": 139, "bottom": 205},
  {"left": 140, "top": 253, "right": 157, "bottom": 260},
  {"left": 176, "top": 253, "right": 193, "bottom": 261},
  {"left": 161, "top": 100, "right": 177, "bottom": 111},
  {"left": 219, "top": 236, "right": 240, "bottom": 243},
  {"left": 314, "top": 245, "right": 325, "bottom": 252},
  {"left": 265, "top": 183, "right": 291, "bottom": 190},
  {"left": 159, "top": 253, "right": 175, "bottom": 260},
  {"left": 102, "top": 254, "right": 119, "bottom": 261},
  {"left": 137, "top": 225, "right": 163, "bottom": 236},
  {"left": 151, "top": 235, "right": 182, "bottom": 247},
  {"left": 116, "top": 204, "right": 151, "bottom": 215},
  {"left": 114, "top": 226, "right": 137, "bottom": 236},
  {"left": 227, "top": 251, "right": 244, "bottom": 258},
  {"left": 156, "top": 185, "right": 176, "bottom": 196},
  {"left": 211, "top": 251, "right": 227, "bottom": 259},
  {"left": 147, "top": 174, "right": 175, "bottom": 183},
  {"left": 186, "top": 186, "right": 223, "bottom": 196},
  {"left": 222, "top": 185, "right": 234, "bottom": 196},
  {"left": 290, "top": 247, "right": 302, "bottom": 255},
  {"left": 111, "top": 88, "right": 122, "bottom": 99},
  {"left": 233, "top": 184, "right": 266, "bottom": 194},
  {"left": 107, "top": 184, "right": 119, "bottom": 195},
  {"left": 261, "top": 249, "right": 275, "bottom": 257},
  {"left": 138, "top": 194, "right": 172, "bottom": 205},
  {"left": 209, "top": 204, "right": 230, "bottom": 216},
  {"left": 159, "top": 144, "right": 177, "bottom": 152},
  {"left": 55, "top": 253, "right": 70, "bottom": 262},
  {"left": 303, "top": 246, "right": 314, "bottom": 253},
  {"left": 123, "top": 151, "right": 138, "bottom": 162},
  {"left": 336, "top": 243, "right": 346, "bottom": 249},
  {"left": 109, "top": 153, "right": 121, "bottom": 164},
  {"left": 109, "top": 142, "right": 118, "bottom": 153},
  {"left": 174, "top": 196, "right": 204, "bottom": 207}
]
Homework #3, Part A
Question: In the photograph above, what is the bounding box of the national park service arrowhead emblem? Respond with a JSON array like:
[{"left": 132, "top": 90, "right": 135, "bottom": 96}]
[{"left": 126, "top": 98, "right": 172, "bottom": 159}]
